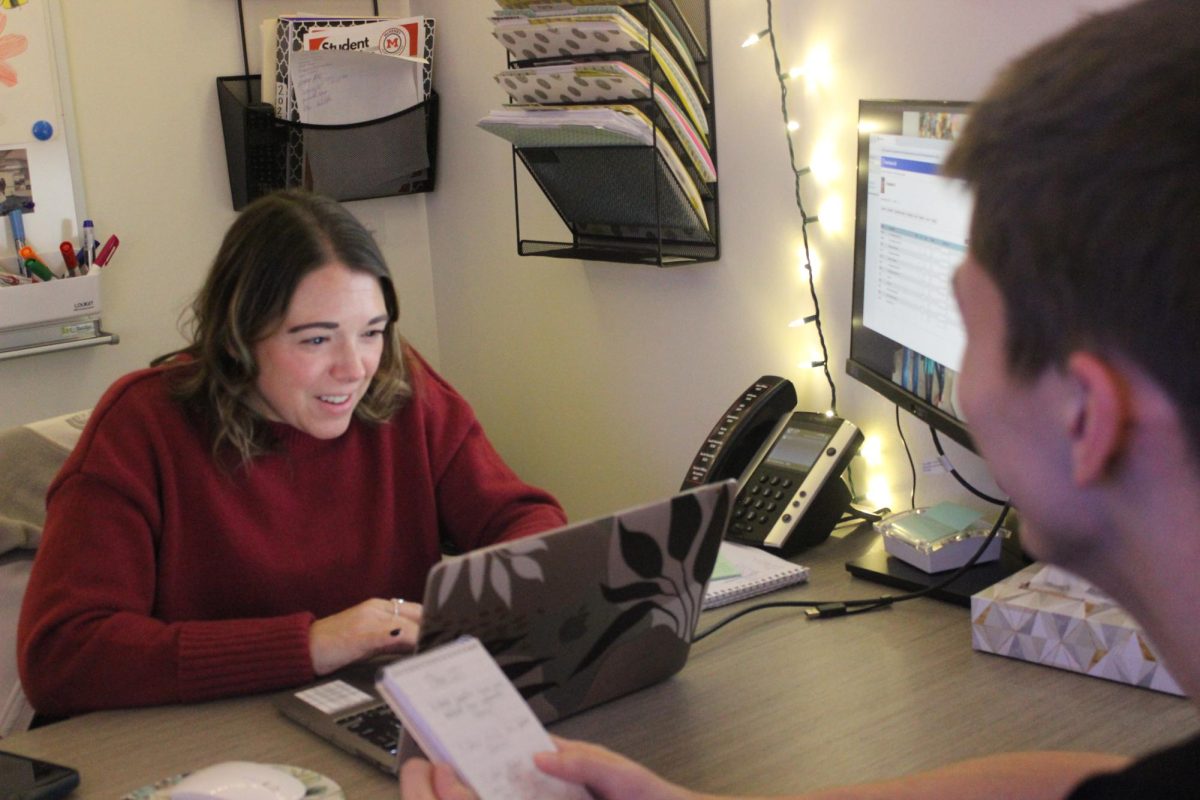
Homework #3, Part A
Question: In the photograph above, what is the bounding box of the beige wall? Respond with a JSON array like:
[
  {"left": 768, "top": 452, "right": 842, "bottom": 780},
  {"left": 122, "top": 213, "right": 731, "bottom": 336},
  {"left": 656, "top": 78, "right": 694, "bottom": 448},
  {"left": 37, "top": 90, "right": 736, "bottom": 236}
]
[{"left": 2, "top": 0, "right": 1131, "bottom": 523}]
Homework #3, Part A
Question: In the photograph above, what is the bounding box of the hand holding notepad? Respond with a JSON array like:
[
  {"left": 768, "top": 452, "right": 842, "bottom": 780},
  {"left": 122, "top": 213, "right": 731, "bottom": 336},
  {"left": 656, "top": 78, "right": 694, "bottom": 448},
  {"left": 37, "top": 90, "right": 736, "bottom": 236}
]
[{"left": 377, "top": 637, "right": 588, "bottom": 800}]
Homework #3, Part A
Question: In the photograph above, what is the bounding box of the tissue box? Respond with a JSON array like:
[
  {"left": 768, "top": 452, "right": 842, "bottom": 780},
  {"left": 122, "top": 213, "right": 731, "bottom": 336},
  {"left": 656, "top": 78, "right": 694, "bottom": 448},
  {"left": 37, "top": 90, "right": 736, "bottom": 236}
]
[
  {"left": 972, "top": 562, "right": 1183, "bottom": 696},
  {"left": 0, "top": 272, "right": 102, "bottom": 354}
]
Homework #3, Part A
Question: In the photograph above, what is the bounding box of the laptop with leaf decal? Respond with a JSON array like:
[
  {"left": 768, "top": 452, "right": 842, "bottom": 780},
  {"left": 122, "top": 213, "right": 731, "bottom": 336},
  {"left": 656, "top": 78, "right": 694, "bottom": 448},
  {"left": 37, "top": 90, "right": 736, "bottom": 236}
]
[{"left": 273, "top": 480, "right": 735, "bottom": 773}]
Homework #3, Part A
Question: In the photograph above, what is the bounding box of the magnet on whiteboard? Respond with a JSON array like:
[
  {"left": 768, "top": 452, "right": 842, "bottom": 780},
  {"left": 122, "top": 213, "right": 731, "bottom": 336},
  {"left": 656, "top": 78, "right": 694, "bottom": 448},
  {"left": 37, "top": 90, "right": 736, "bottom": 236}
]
[{"left": 32, "top": 120, "right": 54, "bottom": 141}]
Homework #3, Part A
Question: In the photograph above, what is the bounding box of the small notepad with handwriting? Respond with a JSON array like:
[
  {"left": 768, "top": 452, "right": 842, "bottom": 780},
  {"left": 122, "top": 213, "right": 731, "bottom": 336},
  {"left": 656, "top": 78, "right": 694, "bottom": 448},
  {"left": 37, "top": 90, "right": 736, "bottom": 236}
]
[
  {"left": 703, "top": 541, "right": 810, "bottom": 609},
  {"left": 376, "top": 636, "right": 588, "bottom": 800}
]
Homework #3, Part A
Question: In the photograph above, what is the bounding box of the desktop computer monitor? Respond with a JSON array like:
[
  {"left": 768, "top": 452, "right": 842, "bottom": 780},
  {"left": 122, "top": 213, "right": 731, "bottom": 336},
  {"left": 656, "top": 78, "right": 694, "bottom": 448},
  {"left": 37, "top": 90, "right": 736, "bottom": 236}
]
[
  {"left": 843, "top": 102, "right": 1031, "bottom": 603},
  {"left": 845, "top": 99, "right": 975, "bottom": 451}
]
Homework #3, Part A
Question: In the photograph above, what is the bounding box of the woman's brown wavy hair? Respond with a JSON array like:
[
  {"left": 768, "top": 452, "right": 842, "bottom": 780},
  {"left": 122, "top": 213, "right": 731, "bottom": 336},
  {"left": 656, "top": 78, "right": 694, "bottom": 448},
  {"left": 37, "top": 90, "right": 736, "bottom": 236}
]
[{"left": 170, "top": 190, "right": 411, "bottom": 464}]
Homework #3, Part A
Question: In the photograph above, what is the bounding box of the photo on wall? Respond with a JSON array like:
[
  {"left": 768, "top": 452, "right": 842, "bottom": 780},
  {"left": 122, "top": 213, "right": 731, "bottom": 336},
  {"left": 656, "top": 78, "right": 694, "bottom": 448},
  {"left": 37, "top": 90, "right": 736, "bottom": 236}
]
[{"left": 0, "top": 148, "right": 33, "bottom": 215}]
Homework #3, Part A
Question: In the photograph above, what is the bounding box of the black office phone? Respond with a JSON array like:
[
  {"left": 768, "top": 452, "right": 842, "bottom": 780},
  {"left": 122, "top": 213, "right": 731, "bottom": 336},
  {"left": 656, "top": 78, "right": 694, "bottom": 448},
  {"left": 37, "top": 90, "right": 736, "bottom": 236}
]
[{"left": 682, "top": 377, "right": 863, "bottom": 556}]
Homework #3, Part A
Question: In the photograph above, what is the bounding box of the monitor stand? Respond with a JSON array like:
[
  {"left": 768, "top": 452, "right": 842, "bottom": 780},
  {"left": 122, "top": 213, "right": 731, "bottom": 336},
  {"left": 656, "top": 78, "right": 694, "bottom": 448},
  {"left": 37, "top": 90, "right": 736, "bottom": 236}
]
[{"left": 844, "top": 530, "right": 1031, "bottom": 607}]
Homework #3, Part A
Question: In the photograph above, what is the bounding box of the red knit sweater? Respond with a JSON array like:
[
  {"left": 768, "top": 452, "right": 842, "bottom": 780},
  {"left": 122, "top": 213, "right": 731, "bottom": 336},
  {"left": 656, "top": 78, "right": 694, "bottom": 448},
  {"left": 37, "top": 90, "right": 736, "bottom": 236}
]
[{"left": 17, "top": 352, "right": 565, "bottom": 716}]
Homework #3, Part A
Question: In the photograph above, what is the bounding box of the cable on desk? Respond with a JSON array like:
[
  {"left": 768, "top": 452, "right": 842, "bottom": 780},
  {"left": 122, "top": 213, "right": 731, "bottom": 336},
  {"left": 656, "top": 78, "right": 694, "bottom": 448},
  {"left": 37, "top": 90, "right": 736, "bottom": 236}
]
[
  {"left": 692, "top": 501, "right": 1012, "bottom": 641},
  {"left": 930, "top": 427, "right": 1008, "bottom": 506}
]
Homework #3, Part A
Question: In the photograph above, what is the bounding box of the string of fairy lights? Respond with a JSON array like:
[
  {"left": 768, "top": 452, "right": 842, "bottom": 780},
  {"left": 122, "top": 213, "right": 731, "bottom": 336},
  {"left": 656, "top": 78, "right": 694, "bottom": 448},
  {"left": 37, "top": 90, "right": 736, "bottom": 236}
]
[
  {"left": 742, "top": 1, "right": 837, "bottom": 419},
  {"left": 742, "top": 2, "right": 895, "bottom": 507}
]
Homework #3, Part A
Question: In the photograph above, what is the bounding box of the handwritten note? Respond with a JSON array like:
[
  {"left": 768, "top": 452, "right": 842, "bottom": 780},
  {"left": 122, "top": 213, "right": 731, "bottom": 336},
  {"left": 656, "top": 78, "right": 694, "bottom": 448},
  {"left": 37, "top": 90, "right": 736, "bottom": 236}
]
[
  {"left": 290, "top": 50, "right": 422, "bottom": 125},
  {"left": 377, "top": 637, "right": 588, "bottom": 800}
]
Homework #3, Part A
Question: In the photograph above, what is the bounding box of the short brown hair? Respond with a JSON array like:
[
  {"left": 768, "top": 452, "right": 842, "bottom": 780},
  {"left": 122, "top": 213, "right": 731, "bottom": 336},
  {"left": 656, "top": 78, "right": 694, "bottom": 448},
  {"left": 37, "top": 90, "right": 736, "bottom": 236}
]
[
  {"left": 943, "top": 0, "right": 1200, "bottom": 450},
  {"left": 172, "top": 190, "right": 411, "bottom": 463}
]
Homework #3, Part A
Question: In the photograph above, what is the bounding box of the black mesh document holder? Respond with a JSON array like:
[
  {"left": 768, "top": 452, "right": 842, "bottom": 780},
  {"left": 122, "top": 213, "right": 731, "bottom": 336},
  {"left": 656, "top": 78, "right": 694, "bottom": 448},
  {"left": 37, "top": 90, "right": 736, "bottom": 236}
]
[{"left": 217, "top": 75, "right": 438, "bottom": 210}]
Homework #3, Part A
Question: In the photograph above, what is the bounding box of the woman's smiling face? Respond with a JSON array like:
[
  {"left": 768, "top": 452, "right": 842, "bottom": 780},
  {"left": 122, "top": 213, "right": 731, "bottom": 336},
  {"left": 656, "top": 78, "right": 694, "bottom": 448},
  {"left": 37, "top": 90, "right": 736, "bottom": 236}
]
[{"left": 249, "top": 261, "right": 389, "bottom": 439}]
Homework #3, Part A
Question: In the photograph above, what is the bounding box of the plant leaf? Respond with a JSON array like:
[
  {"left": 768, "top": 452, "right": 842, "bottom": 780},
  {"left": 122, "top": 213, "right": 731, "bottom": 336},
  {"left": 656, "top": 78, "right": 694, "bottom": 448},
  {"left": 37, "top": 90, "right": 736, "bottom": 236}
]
[
  {"left": 667, "top": 492, "right": 703, "bottom": 560},
  {"left": 504, "top": 537, "right": 549, "bottom": 555},
  {"left": 489, "top": 558, "right": 513, "bottom": 605},
  {"left": 468, "top": 553, "right": 486, "bottom": 600},
  {"left": 509, "top": 554, "right": 544, "bottom": 581},
  {"left": 619, "top": 522, "right": 663, "bottom": 578},
  {"left": 570, "top": 601, "right": 657, "bottom": 678},
  {"left": 435, "top": 559, "right": 462, "bottom": 609},
  {"left": 600, "top": 581, "right": 664, "bottom": 603}
]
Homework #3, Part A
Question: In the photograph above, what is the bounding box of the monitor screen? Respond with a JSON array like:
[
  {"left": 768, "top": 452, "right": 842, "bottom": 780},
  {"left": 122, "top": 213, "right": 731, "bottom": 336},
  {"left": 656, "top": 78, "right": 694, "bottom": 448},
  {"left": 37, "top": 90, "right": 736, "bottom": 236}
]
[{"left": 846, "top": 99, "right": 975, "bottom": 451}]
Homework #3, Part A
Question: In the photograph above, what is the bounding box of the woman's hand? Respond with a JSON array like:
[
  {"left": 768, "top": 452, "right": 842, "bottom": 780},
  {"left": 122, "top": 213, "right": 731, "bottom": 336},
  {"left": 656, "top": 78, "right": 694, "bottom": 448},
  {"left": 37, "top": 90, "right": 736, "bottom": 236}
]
[{"left": 308, "top": 597, "right": 423, "bottom": 675}]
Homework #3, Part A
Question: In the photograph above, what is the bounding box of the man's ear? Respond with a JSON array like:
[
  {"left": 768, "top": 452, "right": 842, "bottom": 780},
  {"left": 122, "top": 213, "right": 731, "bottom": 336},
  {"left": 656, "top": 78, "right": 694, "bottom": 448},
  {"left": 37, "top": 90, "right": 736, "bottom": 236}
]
[{"left": 1065, "top": 352, "right": 1128, "bottom": 486}]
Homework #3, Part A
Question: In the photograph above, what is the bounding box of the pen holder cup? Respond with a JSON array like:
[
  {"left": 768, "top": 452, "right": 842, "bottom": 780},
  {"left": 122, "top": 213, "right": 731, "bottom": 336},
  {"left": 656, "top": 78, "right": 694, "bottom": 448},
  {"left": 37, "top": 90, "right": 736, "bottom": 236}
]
[{"left": 217, "top": 75, "right": 438, "bottom": 210}]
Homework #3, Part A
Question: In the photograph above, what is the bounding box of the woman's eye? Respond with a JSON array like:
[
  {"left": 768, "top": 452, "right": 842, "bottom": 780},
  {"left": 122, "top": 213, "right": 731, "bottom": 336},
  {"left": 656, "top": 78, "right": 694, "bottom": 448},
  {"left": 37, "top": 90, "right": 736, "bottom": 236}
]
[
  {"left": 364, "top": 329, "right": 385, "bottom": 339},
  {"left": 303, "top": 336, "right": 328, "bottom": 345}
]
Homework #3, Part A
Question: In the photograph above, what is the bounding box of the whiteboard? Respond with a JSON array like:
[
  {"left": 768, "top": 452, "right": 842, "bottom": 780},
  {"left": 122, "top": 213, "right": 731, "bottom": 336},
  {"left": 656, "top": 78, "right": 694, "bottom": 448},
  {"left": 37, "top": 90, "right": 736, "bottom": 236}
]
[{"left": 1, "top": 0, "right": 85, "bottom": 275}]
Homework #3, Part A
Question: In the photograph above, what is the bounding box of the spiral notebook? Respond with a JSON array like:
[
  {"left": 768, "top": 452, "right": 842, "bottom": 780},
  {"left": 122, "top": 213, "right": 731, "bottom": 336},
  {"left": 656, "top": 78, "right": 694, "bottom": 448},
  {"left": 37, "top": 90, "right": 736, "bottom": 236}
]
[{"left": 702, "top": 541, "right": 810, "bottom": 609}]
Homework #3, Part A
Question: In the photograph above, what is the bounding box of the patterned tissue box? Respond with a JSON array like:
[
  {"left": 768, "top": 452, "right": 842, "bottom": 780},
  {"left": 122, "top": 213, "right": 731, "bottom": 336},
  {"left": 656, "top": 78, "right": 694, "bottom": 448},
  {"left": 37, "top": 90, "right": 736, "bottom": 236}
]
[{"left": 971, "top": 562, "right": 1183, "bottom": 696}]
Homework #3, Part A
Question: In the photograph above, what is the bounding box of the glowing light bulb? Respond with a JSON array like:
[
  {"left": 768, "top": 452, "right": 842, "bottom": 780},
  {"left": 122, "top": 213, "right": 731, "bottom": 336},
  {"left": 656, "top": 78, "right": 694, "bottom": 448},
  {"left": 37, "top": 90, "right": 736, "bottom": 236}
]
[
  {"left": 786, "top": 120, "right": 800, "bottom": 132},
  {"left": 810, "top": 138, "right": 841, "bottom": 185},
  {"left": 742, "top": 29, "right": 769, "bottom": 48},
  {"left": 817, "top": 196, "right": 845, "bottom": 234},
  {"left": 860, "top": 437, "right": 883, "bottom": 466},
  {"left": 866, "top": 475, "right": 892, "bottom": 509},
  {"left": 804, "top": 45, "right": 834, "bottom": 91},
  {"left": 788, "top": 314, "right": 819, "bottom": 327}
]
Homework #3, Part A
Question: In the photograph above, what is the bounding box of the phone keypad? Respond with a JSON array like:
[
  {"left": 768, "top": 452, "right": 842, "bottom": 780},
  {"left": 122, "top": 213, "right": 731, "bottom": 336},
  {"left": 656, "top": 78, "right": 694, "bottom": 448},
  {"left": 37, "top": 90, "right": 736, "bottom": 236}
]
[{"left": 729, "top": 471, "right": 798, "bottom": 544}]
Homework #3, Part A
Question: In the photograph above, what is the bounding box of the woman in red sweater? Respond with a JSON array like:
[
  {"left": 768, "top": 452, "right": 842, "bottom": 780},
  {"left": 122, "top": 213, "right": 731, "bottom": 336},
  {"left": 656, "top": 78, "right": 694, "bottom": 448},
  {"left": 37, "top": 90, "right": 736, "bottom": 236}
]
[{"left": 17, "top": 190, "right": 566, "bottom": 716}]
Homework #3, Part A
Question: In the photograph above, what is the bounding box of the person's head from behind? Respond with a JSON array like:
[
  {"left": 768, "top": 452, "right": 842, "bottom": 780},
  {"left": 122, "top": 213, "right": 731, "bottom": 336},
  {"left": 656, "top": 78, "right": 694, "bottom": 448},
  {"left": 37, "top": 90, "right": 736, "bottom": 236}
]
[
  {"left": 943, "top": 0, "right": 1200, "bottom": 564},
  {"left": 179, "top": 190, "right": 410, "bottom": 461}
]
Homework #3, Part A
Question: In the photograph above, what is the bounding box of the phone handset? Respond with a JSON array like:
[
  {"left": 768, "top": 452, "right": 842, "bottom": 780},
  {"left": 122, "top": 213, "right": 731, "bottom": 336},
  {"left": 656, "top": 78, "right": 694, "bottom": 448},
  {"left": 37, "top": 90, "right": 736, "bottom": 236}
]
[
  {"left": 683, "top": 376, "right": 863, "bottom": 555},
  {"left": 680, "top": 376, "right": 798, "bottom": 491}
]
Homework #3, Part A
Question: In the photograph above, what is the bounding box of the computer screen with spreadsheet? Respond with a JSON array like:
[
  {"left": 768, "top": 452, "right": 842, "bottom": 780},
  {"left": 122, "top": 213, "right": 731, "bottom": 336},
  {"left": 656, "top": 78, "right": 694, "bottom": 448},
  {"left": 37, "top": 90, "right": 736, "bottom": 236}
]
[{"left": 846, "top": 99, "right": 976, "bottom": 451}]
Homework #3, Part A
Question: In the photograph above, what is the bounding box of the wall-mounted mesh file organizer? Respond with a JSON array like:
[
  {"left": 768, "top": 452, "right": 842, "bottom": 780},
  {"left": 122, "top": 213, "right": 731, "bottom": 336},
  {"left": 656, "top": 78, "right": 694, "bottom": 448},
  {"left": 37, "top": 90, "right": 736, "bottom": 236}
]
[
  {"left": 515, "top": 144, "right": 716, "bottom": 263},
  {"left": 217, "top": 2, "right": 437, "bottom": 210},
  {"left": 217, "top": 76, "right": 438, "bottom": 210},
  {"left": 488, "top": 1, "right": 718, "bottom": 267}
]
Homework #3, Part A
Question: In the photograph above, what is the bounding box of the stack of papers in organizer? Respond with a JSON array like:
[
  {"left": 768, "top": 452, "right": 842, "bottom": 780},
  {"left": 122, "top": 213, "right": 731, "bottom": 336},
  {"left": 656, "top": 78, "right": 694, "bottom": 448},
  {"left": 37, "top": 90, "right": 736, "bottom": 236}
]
[
  {"left": 480, "top": 104, "right": 654, "bottom": 147},
  {"left": 488, "top": 4, "right": 709, "bottom": 146},
  {"left": 494, "top": 61, "right": 715, "bottom": 183},
  {"left": 478, "top": 104, "right": 707, "bottom": 231},
  {"left": 259, "top": 13, "right": 436, "bottom": 197},
  {"left": 493, "top": 0, "right": 709, "bottom": 72},
  {"left": 266, "top": 15, "right": 435, "bottom": 125}
]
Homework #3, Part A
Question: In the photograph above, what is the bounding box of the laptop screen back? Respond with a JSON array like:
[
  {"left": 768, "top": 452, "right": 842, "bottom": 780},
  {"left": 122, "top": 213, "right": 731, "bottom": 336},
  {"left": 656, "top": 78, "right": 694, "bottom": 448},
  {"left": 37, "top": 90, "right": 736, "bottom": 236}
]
[{"left": 417, "top": 480, "right": 734, "bottom": 723}]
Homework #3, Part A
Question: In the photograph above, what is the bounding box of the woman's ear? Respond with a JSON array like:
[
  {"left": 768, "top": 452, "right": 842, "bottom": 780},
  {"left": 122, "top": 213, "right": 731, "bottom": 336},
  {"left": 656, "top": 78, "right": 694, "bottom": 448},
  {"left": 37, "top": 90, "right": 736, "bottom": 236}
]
[{"left": 1065, "top": 352, "right": 1129, "bottom": 486}]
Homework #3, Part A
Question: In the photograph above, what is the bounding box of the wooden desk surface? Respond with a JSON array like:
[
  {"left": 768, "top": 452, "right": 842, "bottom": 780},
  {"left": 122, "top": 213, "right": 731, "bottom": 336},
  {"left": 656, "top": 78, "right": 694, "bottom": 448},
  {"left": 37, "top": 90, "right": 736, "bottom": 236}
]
[{"left": 4, "top": 525, "right": 1196, "bottom": 798}]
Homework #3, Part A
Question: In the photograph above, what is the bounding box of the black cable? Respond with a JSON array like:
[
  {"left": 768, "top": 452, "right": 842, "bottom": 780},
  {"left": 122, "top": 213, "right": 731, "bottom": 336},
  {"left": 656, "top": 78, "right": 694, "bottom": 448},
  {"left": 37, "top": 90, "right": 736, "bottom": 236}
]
[
  {"left": 896, "top": 406, "right": 917, "bottom": 510},
  {"left": 235, "top": 0, "right": 250, "bottom": 80},
  {"left": 930, "top": 428, "right": 1007, "bottom": 506},
  {"left": 692, "top": 501, "right": 1011, "bottom": 642}
]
